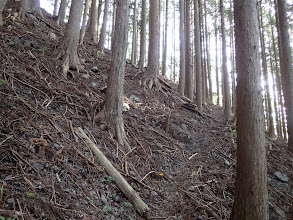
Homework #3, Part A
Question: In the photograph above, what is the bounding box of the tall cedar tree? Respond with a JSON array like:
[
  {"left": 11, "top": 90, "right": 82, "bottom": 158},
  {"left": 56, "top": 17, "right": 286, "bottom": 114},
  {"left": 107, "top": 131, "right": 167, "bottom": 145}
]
[
  {"left": 98, "top": 0, "right": 110, "bottom": 51},
  {"left": 184, "top": 0, "right": 193, "bottom": 101},
  {"left": 139, "top": 0, "right": 147, "bottom": 71},
  {"left": 56, "top": 0, "right": 67, "bottom": 25},
  {"left": 131, "top": 0, "right": 138, "bottom": 64},
  {"left": 194, "top": 0, "right": 202, "bottom": 111},
  {"left": 96, "top": 0, "right": 131, "bottom": 151},
  {"left": 162, "top": 0, "right": 169, "bottom": 77},
  {"left": 178, "top": 0, "right": 185, "bottom": 96},
  {"left": 57, "top": 0, "right": 83, "bottom": 76},
  {"left": 80, "top": 0, "right": 90, "bottom": 45},
  {"left": 220, "top": 0, "right": 231, "bottom": 119},
  {"left": 277, "top": 0, "right": 293, "bottom": 153},
  {"left": 0, "top": 0, "right": 8, "bottom": 26},
  {"left": 144, "top": 0, "right": 161, "bottom": 90},
  {"left": 88, "top": 0, "right": 99, "bottom": 43},
  {"left": 231, "top": 0, "right": 269, "bottom": 219}
]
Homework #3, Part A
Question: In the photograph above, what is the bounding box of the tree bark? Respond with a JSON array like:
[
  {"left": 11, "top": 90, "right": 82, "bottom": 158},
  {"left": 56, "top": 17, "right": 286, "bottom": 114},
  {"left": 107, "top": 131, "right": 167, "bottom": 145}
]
[
  {"left": 80, "top": 0, "right": 90, "bottom": 45},
  {"left": 53, "top": 0, "right": 59, "bottom": 16},
  {"left": 0, "top": 0, "right": 7, "bottom": 26},
  {"left": 97, "top": 0, "right": 131, "bottom": 152},
  {"left": 162, "top": 0, "right": 169, "bottom": 77},
  {"left": 277, "top": 0, "right": 293, "bottom": 153},
  {"left": 138, "top": 0, "right": 147, "bottom": 71},
  {"left": 98, "top": 0, "right": 110, "bottom": 51},
  {"left": 19, "top": 0, "right": 42, "bottom": 19},
  {"left": 145, "top": 0, "right": 161, "bottom": 90},
  {"left": 131, "top": 0, "right": 138, "bottom": 65},
  {"left": 220, "top": 0, "right": 231, "bottom": 119},
  {"left": 178, "top": 0, "right": 185, "bottom": 95},
  {"left": 111, "top": 1, "right": 116, "bottom": 52},
  {"left": 56, "top": 0, "right": 67, "bottom": 25},
  {"left": 231, "top": 0, "right": 269, "bottom": 219},
  {"left": 57, "top": 0, "right": 83, "bottom": 76},
  {"left": 88, "top": 0, "right": 99, "bottom": 43},
  {"left": 184, "top": 0, "right": 193, "bottom": 101},
  {"left": 194, "top": 0, "right": 202, "bottom": 111},
  {"left": 215, "top": 1, "right": 219, "bottom": 106}
]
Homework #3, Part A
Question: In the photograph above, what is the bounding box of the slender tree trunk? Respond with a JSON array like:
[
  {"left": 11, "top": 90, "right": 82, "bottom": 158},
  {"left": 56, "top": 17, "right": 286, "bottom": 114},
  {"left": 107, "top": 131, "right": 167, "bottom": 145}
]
[
  {"left": 98, "top": 0, "right": 110, "bottom": 51},
  {"left": 131, "top": 0, "right": 138, "bottom": 64},
  {"left": 0, "top": 0, "right": 8, "bottom": 26},
  {"left": 231, "top": 0, "right": 269, "bottom": 219},
  {"left": 97, "top": 0, "right": 131, "bottom": 152},
  {"left": 178, "top": 0, "right": 185, "bottom": 96},
  {"left": 97, "top": 1, "right": 103, "bottom": 41},
  {"left": 57, "top": 0, "right": 83, "bottom": 76},
  {"left": 145, "top": 0, "right": 161, "bottom": 90},
  {"left": 184, "top": 0, "right": 193, "bottom": 101},
  {"left": 162, "top": 0, "right": 169, "bottom": 77},
  {"left": 194, "top": 0, "right": 202, "bottom": 111},
  {"left": 111, "top": 1, "right": 116, "bottom": 52},
  {"left": 277, "top": 0, "right": 293, "bottom": 152},
  {"left": 215, "top": 2, "right": 219, "bottom": 106},
  {"left": 88, "top": 0, "right": 99, "bottom": 43},
  {"left": 139, "top": 0, "right": 147, "bottom": 71},
  {"left": 172, "top": 0, "right": 176, "bottom": 81},
  {"left": 56, "top": 0, "right": 67, "bottom": 25},
  {"left": 220, "top": 0, "right": 231, "bottom": 119},
  {"left": 53, "top": 0, "right": 59, "bottom": 16},
  {"left": 80, "top": 0, "right": 90, "bottom": 45}
]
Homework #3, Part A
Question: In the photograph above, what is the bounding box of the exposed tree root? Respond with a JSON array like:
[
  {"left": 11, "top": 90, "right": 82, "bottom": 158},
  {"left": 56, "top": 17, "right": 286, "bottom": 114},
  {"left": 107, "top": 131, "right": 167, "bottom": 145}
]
[{"left": 143, "top": 76, "right": 161, "bottom": 91}]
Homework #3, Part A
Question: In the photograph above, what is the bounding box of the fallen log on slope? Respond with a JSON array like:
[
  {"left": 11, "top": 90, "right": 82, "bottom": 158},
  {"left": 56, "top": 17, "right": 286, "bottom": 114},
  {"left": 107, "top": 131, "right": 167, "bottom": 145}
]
[{"left": 75, "top": 127, "right": 150, "bottom": 218}]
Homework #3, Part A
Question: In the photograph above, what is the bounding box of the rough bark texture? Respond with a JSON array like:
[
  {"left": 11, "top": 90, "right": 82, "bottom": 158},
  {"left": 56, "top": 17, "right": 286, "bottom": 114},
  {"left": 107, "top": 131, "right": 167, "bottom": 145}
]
[
  {"left": 111, "top": 1, "right": 116, "bottom": 52},
  {"left": 220, "top": 0, "right": 231, "bottom": 119},
  {"left": 131, "top": 0, "right": 138, "bottom": 65},
  {"left": 57, "top": 0, "right": 83, "bottom": 76},
  {"left": 98, "top": 0, "right": 110, "bottom": 51},
  {"left": 215, "top": 4, "right": 219, "bottom": 106},
  {"left": 184, "top": 0, "right": 193, "bottom": 101},
  {"left": 277, "top": 0, "right": 293, "bottom": 153},
  {"left": 178, "top": 0, "right": 185, "bottom": 96},
  {"left": 138, "top": 0, "right": 147, "bottom": 71},
  {"left": 194, "top": 0, "right": 202, "bottom": 111},
  {"left": 56, "top": 0, "right": 67, "bottom": 25},
  {"left": 0, "top": 0, "right": 8, "bottom": 26},
  {"left": 53, "top": 0, "right": 59, "bottom": 16},
  {"left": 88, "top": 0, "right": 99, "bottom": 43},
  {"left": 19, "top": 0, "right": 42, "bottom": 19},
  {"left": 231, "top": 0, "right": 269, "bottom": 219},
  {"left": 80, "top": 0, "right": 90, "bottom": 45},
  {"left": 98, "top": 0, "right": 131, "bottom": 151},
  {"left": 145, "top": 0, "right": 160, "bottom": 90},
  {"left": 162, "top": 0, "right": 168, "bottom": 77}
]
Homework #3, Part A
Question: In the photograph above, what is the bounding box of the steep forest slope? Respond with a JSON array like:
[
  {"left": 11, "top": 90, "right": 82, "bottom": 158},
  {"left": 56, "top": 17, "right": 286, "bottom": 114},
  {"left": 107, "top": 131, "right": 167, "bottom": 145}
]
[{"left": 0, "top": 4, "right": 292, "bottom": 220}]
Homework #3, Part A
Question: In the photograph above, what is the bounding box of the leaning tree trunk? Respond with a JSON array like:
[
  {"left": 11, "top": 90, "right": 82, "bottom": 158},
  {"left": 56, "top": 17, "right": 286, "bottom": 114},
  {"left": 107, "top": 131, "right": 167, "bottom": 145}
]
[
  {"left": 88, "top": 0, "right": 99, "bottom": 43},
  {"left": 277, "top": 0, "right": 293, "bottom": 153},
  {"left": 178, "top": 0, "right": 185, "bottom": 96},
  {"left": 80, "top": 0, "right": 90, "bottom": 45},
  {"left": 56, "top": 0, "right": 67, "bottom": 25},
  {"left": 98, "top": 0, "right": 110, "bottom": 51},
  {"left": 57, "top": 0, "right": 83, "bottom": 76},
  {"left": 231, "top": 0, "right": 269, "bottom": 219},
  {"left": 97, "top": 0, "right": 131, "bottom": 152},
  {"left": 184, "top": 0, "right": 193, "bottom": 101},
  {"left": 144, "top": 0, "right": 161, "bottom": 91},
  {"left": 194, "top": 0, "right": 202, "bottom": 111},
  {"left": 0, "top": 0, "right": 8, "bottom": 26}
]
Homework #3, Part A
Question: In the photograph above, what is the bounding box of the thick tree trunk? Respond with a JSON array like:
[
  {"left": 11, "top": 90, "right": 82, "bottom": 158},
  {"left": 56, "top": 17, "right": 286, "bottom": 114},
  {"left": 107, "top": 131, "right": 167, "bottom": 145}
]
[
  {"left": 98, "top": 0, "right": 110, "bottom": 51},
  {"left": 80, "top": 0, "right": 90, "bottom": 45},
  {"left": 138, "top": 0, "right": 147, "bottom": 71},
  {"left": 194, "top": 0, "right": 202, "bottom": 111},
  {"left": 88, "top": 0, "right": 99, "bottom": 43},
  {"left": 277, "top": 0, "right": 293, "bottom": 153},
  {"left": 184, "top": 0, "right": 193, "bottom": 101},
  {"left": 145, "top": 0, "right": 161, "bottom": 90},
  {"left": 131, "top": 0, "right": 138, "bottom": 64},
  {"left": 97, "top": 0, "right": 131, "bottom": 152},
  {"left": 220, "top": 0, "right": 231, "bottom": 119},
  {"left": 162, "top": 0, "right": 168, "bottom": 77},
  {"left": 178, "top": 0, "right": 185, "bottom": 95},
  {"left": 0, "top": 0, "right": 8, "bottom": 26},
  {"left": 231, "top": 0, "right": 269, "bottom": 219},
  {"left": 57, "top": 0, "right": 83, "bottom": 76},
  {"left": 56, "top": 0, "right": 67, "bottom": 25},
  {"left": 53, "top": 0, "right": 59, "bottom": 16},
  {"left": 19, "top": 0, "right": 42, "bottom": 19}
]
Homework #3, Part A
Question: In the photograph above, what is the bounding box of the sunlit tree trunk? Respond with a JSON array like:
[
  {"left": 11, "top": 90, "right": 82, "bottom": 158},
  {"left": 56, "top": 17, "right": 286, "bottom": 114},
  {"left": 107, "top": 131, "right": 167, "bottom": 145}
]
[
  {"left": 111, "top": 1, "right": 116, "bottom": 51},
  {"left": 56, "top": 0, "right": 67, "bottom": 25},
  {"left": 88, "top": 0, "right": 99, "bottom": 43},
  {"left": 80, "top": 0, "right": 90, "bottom": 45},
  {"left": 214, "top": 1, "right": 220, "bottom": 106},
  {"left": 98, "top": 0, "right": 110, "bottom": 51},
  {"left": 131, "top": 0, "right": 138, "bottom": 64},
  {"left": 162, "top": 0, "right": 169, "bottom": 77},
  {"left": 138, "top": 0, "right": 147, "bottom": 71},
  {"left": 53, "top": 0, "right": 59, "bottom": 16},
  {"left": 231, "top": 0, "right": 269, "bottom": 219}
]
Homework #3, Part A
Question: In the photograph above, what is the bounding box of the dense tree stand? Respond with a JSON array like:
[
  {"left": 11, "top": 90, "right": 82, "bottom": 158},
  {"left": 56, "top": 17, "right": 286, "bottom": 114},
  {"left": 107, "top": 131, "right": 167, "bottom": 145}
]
[
  {"left": 96, "top": 0, "right": 131, "bottom": 152},
  {"left": 56, "top": 0, "right": 84, "bottom": 77}
]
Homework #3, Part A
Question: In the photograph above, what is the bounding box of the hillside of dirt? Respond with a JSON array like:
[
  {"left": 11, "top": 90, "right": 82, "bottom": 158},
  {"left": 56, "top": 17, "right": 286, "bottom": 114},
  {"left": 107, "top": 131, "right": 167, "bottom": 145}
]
[{"left": 0, "top": 3, "right": 292, "bottom": 220}]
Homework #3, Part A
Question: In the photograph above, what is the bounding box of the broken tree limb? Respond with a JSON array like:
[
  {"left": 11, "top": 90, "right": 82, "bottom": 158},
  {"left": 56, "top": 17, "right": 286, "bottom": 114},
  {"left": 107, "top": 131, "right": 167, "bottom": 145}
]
[{"left": 75, "top": 127, "right": 150, "bottom": 218}]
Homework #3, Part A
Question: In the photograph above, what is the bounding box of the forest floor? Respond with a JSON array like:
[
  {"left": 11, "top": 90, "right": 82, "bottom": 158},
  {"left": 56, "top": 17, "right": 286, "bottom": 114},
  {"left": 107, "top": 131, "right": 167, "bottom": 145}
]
[{"left": 0, "top": 3, "right": 292, "bottom": 220}]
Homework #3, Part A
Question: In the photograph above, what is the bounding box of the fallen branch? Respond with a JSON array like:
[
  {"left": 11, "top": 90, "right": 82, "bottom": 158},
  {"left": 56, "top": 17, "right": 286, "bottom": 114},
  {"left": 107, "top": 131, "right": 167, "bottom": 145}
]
[{"left": 75, "top": 127, "right": 150, "bottom": 218}]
